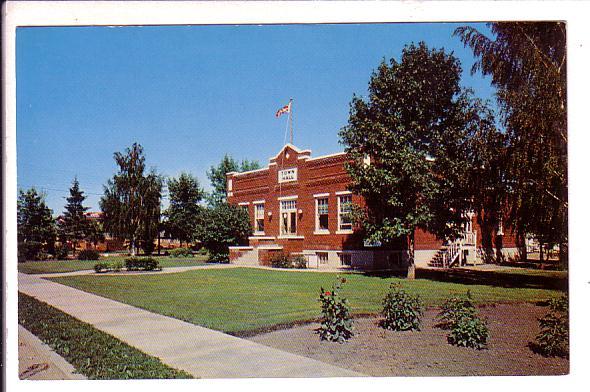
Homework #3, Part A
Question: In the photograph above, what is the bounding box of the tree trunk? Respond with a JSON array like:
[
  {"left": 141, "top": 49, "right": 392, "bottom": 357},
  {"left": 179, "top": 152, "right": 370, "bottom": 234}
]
[
  {"left": 407, "top": 232, "right": 416, "bottom": 280},
  {"left": 539, "top": 241, "right": 544, "bottom": 263},
  {"left": 130, "top": 238, "right": 136, "bottom": 256},
  {"left": 518, "top": 232, "right": 527, "bottom": 262}
]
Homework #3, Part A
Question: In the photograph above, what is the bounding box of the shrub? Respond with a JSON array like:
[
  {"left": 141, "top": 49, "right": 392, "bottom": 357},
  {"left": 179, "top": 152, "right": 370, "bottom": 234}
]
[
  {"left": 447, "top": 315, "right": 489, "bottom": 350},
  {"left": 94, "top": 262, "right": 110, "bottom": 273},
  {"left": 111, "top": 261, "right": 124, "bottom": 272},
  {"left": 380, "top": 284, "right": 424, "bottom": 331},
  {"left": 530, "top": 295, "right": 569, "bottom": 358},
  {"left": 125, "top": 257, "right": 161, "bottom": 271},
  {"left": 436, "top": 291, "right": 476, "bottom": 330},
  {"left": 18, "top": 241, "right": 44, "bottom": 262},
  {"left": 268, "top": 252, "right": 308, "bottom": 269},
  {"left": 318, "top": 277, "right": 353, "bottom": 343},
  {"left": 54, "top": 245, "right": 69, "bottom": 260},
  {"left": 197, "top": 247, "right": 208, "bottom": 256},
  {"left": 78, "top": 249, "right": 100, "bottom": 260},
  {"left": 169, "top": 247, "right": 193, "bottom": 257}
]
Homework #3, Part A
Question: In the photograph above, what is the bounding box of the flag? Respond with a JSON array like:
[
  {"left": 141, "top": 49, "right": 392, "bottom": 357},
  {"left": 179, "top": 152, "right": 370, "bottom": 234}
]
[{"left": 275, "top": 101, "right": 291, "bottom": 118}]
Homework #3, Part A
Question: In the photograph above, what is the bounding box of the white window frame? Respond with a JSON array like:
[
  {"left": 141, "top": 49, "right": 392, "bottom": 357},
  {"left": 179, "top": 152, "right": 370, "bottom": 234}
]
[
  {"left": 338, "top": 252, "right": 352, "bottom": 266},
  {"left": 314, "top": 196, "right": 330, "bottom": 234},
  {"left": 337, "top": 193, "right": 353, "bottom": 234},
  {"left": 253, "top": 202, "right": 265, "bottom": 235},
  {"left": 278, "top": 168, "right": 298, "bottom": 183},
  {"left": 317, "top": 252, "right": 329, "bottom": 264}
]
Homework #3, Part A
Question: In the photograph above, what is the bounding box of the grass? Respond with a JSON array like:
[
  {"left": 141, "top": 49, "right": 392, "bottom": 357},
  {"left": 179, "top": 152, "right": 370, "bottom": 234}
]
[
  {"left": 17, "top": 255, "right": 208, "bottom": 274},
  {"left": 18, "top": 292, "right": 193, "bottom": 379},
  {"left": 50, "top": 267, "right": 563, "bottom": 334}
]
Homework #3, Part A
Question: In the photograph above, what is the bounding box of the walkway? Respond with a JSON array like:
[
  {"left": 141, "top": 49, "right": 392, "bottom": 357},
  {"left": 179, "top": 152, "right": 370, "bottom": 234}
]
[
  {"left": 31, "top": 263, "right": 237, "bottom": 278},
  {"left": 19, "top": 325, "right": 86, "bottom": 380},
  {"left": 18, "top": 273, "right": 362, "bottom": 378}
]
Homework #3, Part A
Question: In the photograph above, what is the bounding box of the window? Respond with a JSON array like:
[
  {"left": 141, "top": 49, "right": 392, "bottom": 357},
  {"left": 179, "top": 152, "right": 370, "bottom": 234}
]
[
  {"left": 280, "top": 199, "right": 297, "bottom": 235},
  {"left": 278, "top": 168, "right": 297, "bottom": 183},
  {"left": 239, "top": 204, "right": 249, "bottom": 215},
  {"left": 254, "top": 203, "right": 265, "bottom": 233},
  {"left": 317, "top": 252, "right": 328, "bottom": 264},
  {"left": 228, "top": 178, "right": 233, "bottom": 191},
  {"left": 315, "top": 198, "right": 329, "bottom": 232},
  {"left": 339, "top": 253, "right": 352, "bottom": 266},
  {"left": 338, "top": 195, "right": 353, "bottom": 232}
]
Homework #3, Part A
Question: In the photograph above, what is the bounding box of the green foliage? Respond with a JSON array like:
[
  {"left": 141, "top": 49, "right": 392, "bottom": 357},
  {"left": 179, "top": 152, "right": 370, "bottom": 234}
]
[
  {"left": 94, "top": 262, "right": 110, "bottom": 273},
  {"left": 339, "top": 42, "right": 493, "bottom": 276},
  {"left": 169, "top": 247, "right": 194, "bottom": 257},
  {"left": 267, "top": 252, "right": 308, "bottom": 269},
  {"left": 163, "top": 173, "right": 204, "bottom": 245},
  {"left": 100, "top": 143, "right": 163, "bottom": 255},
  {"left": 206, "top": 154, "right": 260, "bottom": 206},
  {"left": 318, "top": 277, "right": 353, "bottom": 343},
  {"left": 380, "top": 283, "right": 424, "bottom": 331},
  {"left": 17, "top": 188, "right": 56, "bottom": 261},
  {"left": 455, "top": 23, "right": 568, "bottom": 263},
  {"left": 197, "top": 202, "right": 252, "bottom": 263},
  {"left": 78, "top": 249, "right": 100, "bottom": 260},
  {"left": 54, "top": 245, "right": 69, "bottom": 260},
  {"left": 125, "top": 257, "right": 161, "bottom": 271},
  {"left": 436, "top": 291, "right": 476, "bottom": 330},
  {"left": 447, "top": 314, "right": 489, "bottom": 350},
  {"left": 530, "top": 295, "right": 568, "bottom": 358},
  {"left": 18, "top": 292, "right": 192, "bottom": 379},
  {"left": 58, "top": 178, "right": 92, "bottom": 253},
  {"left": 437, "top": 292, "right": 488, "bottom": 349}
]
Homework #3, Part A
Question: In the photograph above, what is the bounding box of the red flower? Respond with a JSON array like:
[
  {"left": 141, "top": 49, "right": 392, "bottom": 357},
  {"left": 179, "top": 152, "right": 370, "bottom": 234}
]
[{"left": 325, "top": 291, "right": 331, "bottom": 296}]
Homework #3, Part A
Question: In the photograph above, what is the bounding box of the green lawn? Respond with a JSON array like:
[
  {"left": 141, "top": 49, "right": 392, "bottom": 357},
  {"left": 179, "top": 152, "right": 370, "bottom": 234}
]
[
  {"left": 18, "top": 255, "right": 208, "bottom": 274},
  {"left": 50, "top": 267, "right": 562, "bottom": 334}
]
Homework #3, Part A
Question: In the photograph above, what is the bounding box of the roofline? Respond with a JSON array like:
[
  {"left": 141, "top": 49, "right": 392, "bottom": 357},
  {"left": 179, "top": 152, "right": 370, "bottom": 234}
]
[
  {"left": 269, "top": 143, "right": 311, "bottom": 161},
  {"left": 306, "top": 151, "right": 347, "bottom": 162},
  {"left": 230, "top": 167, "right": 270, "bottom": 177}
]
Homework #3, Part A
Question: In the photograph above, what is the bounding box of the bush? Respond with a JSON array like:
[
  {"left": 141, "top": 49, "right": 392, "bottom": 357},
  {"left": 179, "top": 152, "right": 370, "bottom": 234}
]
[
  {"left": 380, "top": 284, "right": 424, "bottom": 331},
  {"left": 447, "top": 315, "right": 489, "bottom": 350},
  {"left": 318, "top": 277, "right": 353, "bottom": 343},
  {"left": 197, "top": 247, "right": 208, "bottom": 256},
  {"left": 54, "top": 245, "right": 69, "bottom": 260},
  {"left": 18, "top": 241, "right": 44, "bottom": 262},
  {"left": 437, "top": 291, "right": 488, "bottom": 349},
  {"left": 112, "top": 261, "right": 124, "bottom": 272},
  {"left": 268, "top": 252, "right": 308, "bottom": 269},
  {"left": 436, "top": 291, "right": 476, "bottom": 330},
  {"left": 125, "top": 257, "right": 161, "bottom": 271},
  {"left": 78, "top": 249, "right": 100, "bottom": 260},
  {"left": 169, "top": 247, "right": 193, "bottom": 257},
  {"left": 530, "top": 295, "right": 569, "bottom": 358},
  {"left": 94, "top": 262, "right": 110, "bottom": 273}
]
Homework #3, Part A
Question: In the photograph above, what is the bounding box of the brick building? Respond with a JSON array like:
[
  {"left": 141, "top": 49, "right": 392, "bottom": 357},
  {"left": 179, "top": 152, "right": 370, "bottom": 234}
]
[{"left": 227, "top": 144, "right": 517, "bottom": 270}]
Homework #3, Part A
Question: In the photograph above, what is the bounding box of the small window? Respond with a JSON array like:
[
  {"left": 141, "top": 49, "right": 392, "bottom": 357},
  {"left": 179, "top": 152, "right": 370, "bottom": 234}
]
[
  {"left": 317, "top": 252, "right": 329, "bottom": 264},
  {"left": 240, "top": 205, "right": 249, "bottom": 214},
  {"left": 228, "top": 178, "right": 233, "bottom": 191},
  {"left": 254, "top": 203, "right": 265, "bottom": 233},
  {"left": 338, "top": 195, "right": 353, "bottom": 231},
  {"left": 339, "top": 253, "right": 352, "bottom": 266},
  {"left": 316, "top": 198, "right": 329, "bottom": 231},
  {"left": 278, "top": 168, "right": 297, "bottom": 183}
]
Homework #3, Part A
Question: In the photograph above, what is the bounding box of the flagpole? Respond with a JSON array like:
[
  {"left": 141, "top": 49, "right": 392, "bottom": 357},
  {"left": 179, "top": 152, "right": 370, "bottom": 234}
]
[{"left": 289, "top": 98, "right": 294, "bottom": 145}]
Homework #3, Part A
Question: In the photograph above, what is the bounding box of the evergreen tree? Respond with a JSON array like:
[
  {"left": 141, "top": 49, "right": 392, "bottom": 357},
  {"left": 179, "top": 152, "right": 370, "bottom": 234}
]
[
  {"left": 17, "top": 188, "right": 56, "bottom": 261},
  {"left": 100, "top": 143, "right": 163, "bottom": 255},
  {"left": 58, "top": 178, "right": 91, "bottom": 255},
  {"left": 206, "top": 155, "right": 260, "bottom": 206},
  {"left": 164, "top": 172, "right": 205, "bottom": 246},
  {"left": 340, "top": 42, "right": 493, "bottom": 278},
  {"left": 455, "top": 22, "right": 567, "bottom": 263}
]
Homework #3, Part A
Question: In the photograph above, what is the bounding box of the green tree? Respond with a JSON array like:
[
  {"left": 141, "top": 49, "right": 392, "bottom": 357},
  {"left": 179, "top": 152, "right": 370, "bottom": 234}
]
[
  {"left": 455, "top": 22, "right": 567, "bottom": 263},
  {"left": 197, "top": 202, "right": 251, "bottom": 262},
  {"left": 58, "top": 178, "right": 92, "bottom": 255},
  {"left": 340, "top": 42, "right": 492, "bottom": 278},
  {"left": 100, "top": 143, "right": 163, "bottom": 255},
  {"left": 17, "top": 188, "right": 56, "bottom": 261},
  {"left": 164, "top": 172, "right": 205, "bottom": 246},
  {"left": 206, "top": 155, "right": 260, "bottom": 206}
]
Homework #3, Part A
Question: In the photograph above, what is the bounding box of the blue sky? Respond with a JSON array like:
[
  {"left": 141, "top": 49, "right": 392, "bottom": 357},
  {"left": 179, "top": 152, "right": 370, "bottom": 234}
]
[{"left": 17, "top": 23, "right": 496, "bottom": 214}]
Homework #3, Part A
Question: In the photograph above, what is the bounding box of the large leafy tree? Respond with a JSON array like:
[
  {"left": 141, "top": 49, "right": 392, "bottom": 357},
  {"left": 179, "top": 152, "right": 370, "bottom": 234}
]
[
  {"left": 340, "top": 42, "right": 494, "bottom": 278},
  {"left": 164, "top": 172, "right": 205, "bottom": 246},
  {"left": 455, "top": 22, "right": 567, "bottom": 263},
  {"left": 17, "top": 188, "right": 57, "bottom": 260},
  {"left": 197, "top": 202, "right": 251, "bottom": 263},
  {"left": 100, "top": 143, "right": 163, "bottom": 255},
  {"left": 58, "top": 178, "right": 92, "bottom": 255},
  {"left": 206, "top": 155, "right": 260, "bottom": 206}
]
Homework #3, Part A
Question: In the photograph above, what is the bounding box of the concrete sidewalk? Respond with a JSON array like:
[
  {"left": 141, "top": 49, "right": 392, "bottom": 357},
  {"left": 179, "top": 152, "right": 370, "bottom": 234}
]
[
  {"left": 31, "top": 263, "right": 237, "bottom": 278},
  {"left": 18, "top": 273, "right": 362, "bottom": 378}
]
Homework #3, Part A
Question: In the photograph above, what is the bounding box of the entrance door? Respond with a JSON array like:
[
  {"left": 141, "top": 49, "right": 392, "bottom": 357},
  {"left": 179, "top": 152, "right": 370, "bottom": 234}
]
[{"left": 280, "top": 199, "right": 297, "bottom": 236}]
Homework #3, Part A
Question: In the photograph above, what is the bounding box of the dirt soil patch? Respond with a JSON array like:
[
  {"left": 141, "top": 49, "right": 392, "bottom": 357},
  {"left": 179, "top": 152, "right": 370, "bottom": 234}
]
[{"left": 249, "top": 303, "right": 568, "bottom": 376}]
